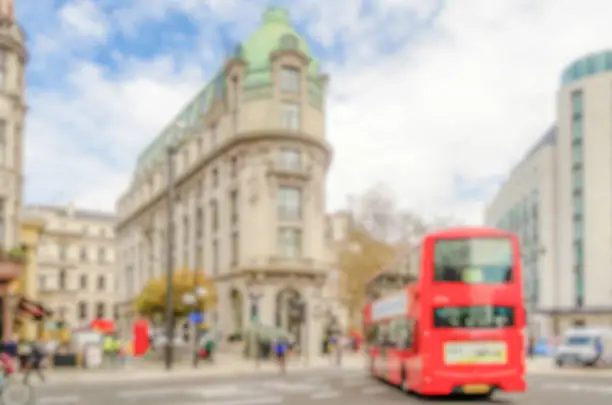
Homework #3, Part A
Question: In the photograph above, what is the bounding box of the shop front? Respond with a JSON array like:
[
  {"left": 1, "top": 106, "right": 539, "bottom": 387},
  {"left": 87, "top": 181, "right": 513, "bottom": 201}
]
[{"left": 0, "top": 253, "right": 24, "bottom": 340}]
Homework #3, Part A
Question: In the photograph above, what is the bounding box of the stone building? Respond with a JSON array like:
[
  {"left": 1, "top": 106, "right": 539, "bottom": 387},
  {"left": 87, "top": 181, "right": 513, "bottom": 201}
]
[
  {"left": 115, "top": 7, "right": 343, "bottom": 357},
  {"left": 24, "top": 204, "right": 117, "bottom": 328},
  {"left": 0, "top": 0, "right": 28, "bottom": 340}
]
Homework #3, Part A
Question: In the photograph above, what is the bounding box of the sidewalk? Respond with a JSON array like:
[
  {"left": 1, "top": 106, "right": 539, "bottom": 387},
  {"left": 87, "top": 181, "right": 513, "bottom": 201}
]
[
  {"left": 42, "top": 353, "right": 365, "bottom": 385},
  {"left": 526, "top": 356, "right": 612, "bottom": 377},
  {"left": 42, "top": 355, "right": 612, "bottom": 385}
]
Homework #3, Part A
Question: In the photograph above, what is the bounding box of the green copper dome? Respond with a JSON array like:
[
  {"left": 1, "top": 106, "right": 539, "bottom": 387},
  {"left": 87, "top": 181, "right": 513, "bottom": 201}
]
[
  {"left": 240, "top": 7, "right": 320, "bottom": 86},
  {"left": 134, "top": 7, "right": 324, "bottom": 173}
]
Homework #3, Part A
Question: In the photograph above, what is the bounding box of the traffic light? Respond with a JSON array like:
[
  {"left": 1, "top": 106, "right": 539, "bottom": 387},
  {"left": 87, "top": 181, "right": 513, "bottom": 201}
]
[{"left": 250, "top": 302, "right": 259, "bottom": 322}]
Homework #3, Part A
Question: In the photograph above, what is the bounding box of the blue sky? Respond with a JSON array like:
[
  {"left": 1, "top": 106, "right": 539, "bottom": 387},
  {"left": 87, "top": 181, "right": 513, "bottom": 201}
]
[{"left": 15, "top": 0, "right": 612, "bottom": 223}]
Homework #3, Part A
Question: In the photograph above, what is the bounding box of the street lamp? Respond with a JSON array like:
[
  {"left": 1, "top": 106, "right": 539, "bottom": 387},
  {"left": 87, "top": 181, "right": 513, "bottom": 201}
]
[
  {"left": 182, "top": 286, "right": 207, "bottom": 368},
  {"left": 163, "top": 121, "right": 185, "bottom": 371},
  {"left": 523, "top": 245, "right": 545, "bottom": 352},
  {"left": 246, "top": 284, "right": 263, "bottom": 368}
]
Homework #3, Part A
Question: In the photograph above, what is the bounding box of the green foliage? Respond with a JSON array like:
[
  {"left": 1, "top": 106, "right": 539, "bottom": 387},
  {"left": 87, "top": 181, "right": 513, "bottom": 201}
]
[
  {"left": 338, "top": 227, "right": 398, "bottom": 324},
  {"left": 133, "top": 268, "right": 217, "bottom": 320},
  {"left": 0, "top": 247, "right": 27, "bottom": 263}
]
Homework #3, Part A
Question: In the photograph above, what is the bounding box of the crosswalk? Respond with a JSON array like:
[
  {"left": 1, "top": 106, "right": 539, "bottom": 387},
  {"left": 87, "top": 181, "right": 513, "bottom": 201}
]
[{"left": 36, "top": 370, "right": 388, "bottom": 404}]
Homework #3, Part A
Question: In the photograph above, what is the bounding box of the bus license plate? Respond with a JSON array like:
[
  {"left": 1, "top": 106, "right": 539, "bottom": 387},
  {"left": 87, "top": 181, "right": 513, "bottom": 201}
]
[{"left": 463, "top": 384, "right": 490, "bottom": 394}]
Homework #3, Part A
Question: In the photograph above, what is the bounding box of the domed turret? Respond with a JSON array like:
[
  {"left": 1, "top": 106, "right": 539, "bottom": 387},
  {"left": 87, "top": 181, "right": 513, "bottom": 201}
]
[{"left": 241, "top": 7, "right": 320, "bottom": 78}]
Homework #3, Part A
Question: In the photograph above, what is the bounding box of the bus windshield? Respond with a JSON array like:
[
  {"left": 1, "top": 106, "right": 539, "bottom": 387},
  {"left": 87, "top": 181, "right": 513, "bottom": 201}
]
[
  {"left": 433, "top": 305, "right": 515, "bottom": 328},
  {"left": 433, "top": 237, "right": 513, "bottom": 283}
]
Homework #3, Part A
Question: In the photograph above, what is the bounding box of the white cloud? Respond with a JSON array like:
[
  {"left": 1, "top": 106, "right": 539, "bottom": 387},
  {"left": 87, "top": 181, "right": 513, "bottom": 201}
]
[
  {"left": 59, "top": 0, "right": 108, "bottom": 40},
  {"left": 323, "top": 0, "right": 612, "bottom": 223},
  {"left": 23, "top": 0, "right": 612, "bottom": 224}
]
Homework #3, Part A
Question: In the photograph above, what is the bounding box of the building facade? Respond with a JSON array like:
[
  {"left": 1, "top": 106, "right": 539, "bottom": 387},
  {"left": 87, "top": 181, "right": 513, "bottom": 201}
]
[
  {"left": 0, "top": 0, "right": 27, "bottom": 340},
  {"left": 24, "top": 204, "right": 117, "bottom": 328},
  {"left": 485, "top": 50, "right": 612, "bottom": 336},
  {"left": 115, "top": 7, "right": 341, "bottom": 356},
  {"left": 0, "top": 0, "right": 24, "bottom": 251}
]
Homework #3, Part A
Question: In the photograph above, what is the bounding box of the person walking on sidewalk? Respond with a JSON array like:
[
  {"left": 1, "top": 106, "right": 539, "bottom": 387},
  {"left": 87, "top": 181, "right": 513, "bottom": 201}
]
[
  {"left": 23, "top": 339, "right": 46, "bottom": 384},
  {"left": 274, "top": 338, "right": 287, "bottom": 374}
]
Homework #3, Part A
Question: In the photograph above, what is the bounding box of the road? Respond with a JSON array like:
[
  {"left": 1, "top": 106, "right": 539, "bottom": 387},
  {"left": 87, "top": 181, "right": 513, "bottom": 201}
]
[{"left": 32, "top": 368, "right": 612, "bottom": 405}]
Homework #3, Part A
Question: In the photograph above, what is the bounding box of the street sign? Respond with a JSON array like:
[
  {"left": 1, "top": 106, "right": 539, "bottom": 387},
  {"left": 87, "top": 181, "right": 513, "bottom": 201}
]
[{"left": 189, "top": 311, "right": 204, "bottom": 324}]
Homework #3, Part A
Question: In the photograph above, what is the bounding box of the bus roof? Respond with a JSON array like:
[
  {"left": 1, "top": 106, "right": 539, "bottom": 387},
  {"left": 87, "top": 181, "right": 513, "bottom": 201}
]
[{"left": 426, "top": 227, "right": 515, "bottom": 239}]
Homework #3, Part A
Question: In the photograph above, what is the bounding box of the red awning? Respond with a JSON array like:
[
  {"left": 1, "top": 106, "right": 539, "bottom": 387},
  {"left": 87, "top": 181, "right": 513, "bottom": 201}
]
[
  {"left": 17, "top": 296, "right": 52, "bottom": 319},
  {"left": 90, "top": 319, "right": 115, "bottom": 334}
]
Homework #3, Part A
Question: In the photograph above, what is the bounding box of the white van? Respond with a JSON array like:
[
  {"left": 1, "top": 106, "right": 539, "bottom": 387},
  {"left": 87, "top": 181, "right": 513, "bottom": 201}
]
[{"left": 554, "top": 328, "right": 612, "bottom": 367}]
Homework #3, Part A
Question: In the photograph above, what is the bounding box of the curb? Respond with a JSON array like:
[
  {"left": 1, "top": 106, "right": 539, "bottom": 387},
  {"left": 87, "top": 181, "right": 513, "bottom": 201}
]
[{"left": 41, "top": 363, "right": 364, "bottom": 387}]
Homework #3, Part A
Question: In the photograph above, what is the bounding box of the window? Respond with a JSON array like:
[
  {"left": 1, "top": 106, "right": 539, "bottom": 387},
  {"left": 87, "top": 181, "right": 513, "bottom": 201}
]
[
  {"left": 573, "top": 193, "right": 583, "bottom": 215},
  {"left": 571, "top": 117, "right": 583, "bottom": 140},
  {"left": 0, "top": 49, "right": 5, "bottom": 88},
  {"left": 278, "top": 228, "right": 302, "bottom": 258},
  {"left": 195, "top": 207, "right": 203, "bottom": 238},
  {"left": 213, "top": 239, "right": 219, "bottom": 275},
  {"left": 573, "top": 243, "right": 583, "bottom": 266},
  {"left": 183, "top": 215, "right": 189, "bottom": 266},
  {"left": 97, "top": 275, "right": 105, "bottom": 291},
  {"left": 0, "top": 120, "right": 5, "bottom": 166},
  {"left": 230, "top": 190, "right": 238, "bottom": 224},
  {"left": 280, "top": 67, "right": 300, "bottom": 93},
  {"left": 572, "top": 142, "right": 582, "bottom": 162},
  {"left": 278, "top": 148, "right": 301, "bottom": 171},
  {"left": 96, "top": 302, "right": 105, "bottom": 319},
  {"left": 211, "top": 200, "right": 218, "bottom": 231},
  {"left": 211, "top": 125, "right": 219, "bottom": 146},
  {"left": 212, "top": 168, "right": 219, "bottom": 188},
  {"left": 230, "top": 156, "right": 238, "bottom": 177},
  {"left": 231, "top": 232, "right": 239, "bottom": 266},
  {"left": 571, "top": 90, "right": 583, "bottom": 114},
  {"left": 38, "top": 275, "right": 46, "bottom": 290},
  {"left": 277, "top": 186, "right": 301, "bottom": 220},
  {"left": 281, "top": 102, "right": 300, "bottom": 130},
  {"left": 78, "top": 302, "right": 87, "bottom": 320},
  {"left": 80, "top": 274, "right": 87, "bottom": 289},
  {"left": 433, "top": 238, "right": 513, "bottom": 283},
  {"left": 573, "top": 218, "right": 583, "bottom": 239},
  {"left": 98, "top": 247, "right": 106, "bottom": 263},
  {"left": 80, "top": 247, "right": 88, "bottom": 262},
  {"left": 59, "top": 244, "right": 68, "bottom": 261},
  {"left": 0, "top": 199, "right": 4, "bottom": 246},
  {"left": 182, "top": 149, "right": 189, "bottom": 170},
  {"left": 433, "top": 306, "right": 515, "bottom": 328},
  {"left": 572, "top": 167, "right": 583, "bottom": 189},
  {"left": 58, "top": 269, "right": 66, "bottom": 290},
  {"left": 606, "top": 52, "right": 612, "bottom": 69}
]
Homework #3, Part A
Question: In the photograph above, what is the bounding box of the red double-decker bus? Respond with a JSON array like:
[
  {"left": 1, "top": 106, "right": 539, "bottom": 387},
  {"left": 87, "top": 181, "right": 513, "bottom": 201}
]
[{"left": 363, "top": 227, "right": 526, "bottom": 398}]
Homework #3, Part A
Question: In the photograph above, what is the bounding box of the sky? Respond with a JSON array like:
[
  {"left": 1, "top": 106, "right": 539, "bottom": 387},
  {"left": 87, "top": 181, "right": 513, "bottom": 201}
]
[{"left": 16, "top": 0, "right": 612, "bottom": 224}]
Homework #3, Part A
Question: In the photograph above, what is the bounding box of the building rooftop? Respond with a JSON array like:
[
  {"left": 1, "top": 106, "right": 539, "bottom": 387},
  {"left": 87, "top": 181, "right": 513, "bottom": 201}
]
[
  {"left": 134, "top": 6, "right": 322, "bottom": 175},
  {"left": 560, "top": 50, "right": 612, "bottom": 86},
  {"left": 24, "top": 204, "right": 116, "bottom": 221}
]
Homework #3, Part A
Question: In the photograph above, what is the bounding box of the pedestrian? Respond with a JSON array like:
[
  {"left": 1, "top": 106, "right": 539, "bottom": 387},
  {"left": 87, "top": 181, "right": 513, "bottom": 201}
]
[
  {"left": 23, "top": 339, "right": 46, "bottom": 384},
  {"left": 335, "top": 333, "right": 344, "bottom": 366},
  {"left": 594, "top": 337, "right": 603, "bottom": 365},
  {"left": 274, "top": 338, "right": 287, "bottom": 374}
]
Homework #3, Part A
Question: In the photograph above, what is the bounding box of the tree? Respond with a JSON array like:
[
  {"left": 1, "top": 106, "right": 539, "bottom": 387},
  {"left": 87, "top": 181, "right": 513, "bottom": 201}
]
[
  {"left": 337, "top": 226, "right": 397, "bottom": 327},
  {"left": 133, "top": 268, "right": 217, "bottom": 321},
  {"left": 340, "top": 183, "right": 459, "bottom": 326}
]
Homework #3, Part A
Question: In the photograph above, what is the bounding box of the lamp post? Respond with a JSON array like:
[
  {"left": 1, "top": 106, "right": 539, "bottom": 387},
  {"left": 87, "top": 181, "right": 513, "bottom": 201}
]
[
  {"left": 524, "top": 246, "right": 545, "bottom": 355},
  {"left": 247, "top": 285, "right": 263, "bottom": 368},
  {"left": 182, "top": 286, "right": 207, "bottom": 368},
  {"left": 163, "top": 122, "right": 184, "bottom": 371}
]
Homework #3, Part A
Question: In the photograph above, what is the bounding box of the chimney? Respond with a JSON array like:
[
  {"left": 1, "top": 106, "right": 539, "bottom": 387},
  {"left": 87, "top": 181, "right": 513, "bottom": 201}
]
[{"left": 67, "top": 201, "right": 75, "bottom": 217}]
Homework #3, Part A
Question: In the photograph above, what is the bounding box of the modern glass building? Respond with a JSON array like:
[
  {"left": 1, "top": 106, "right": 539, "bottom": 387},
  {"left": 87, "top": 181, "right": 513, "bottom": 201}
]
[{"left": 486, "top": 50, "right": 612, "bottom": 337}]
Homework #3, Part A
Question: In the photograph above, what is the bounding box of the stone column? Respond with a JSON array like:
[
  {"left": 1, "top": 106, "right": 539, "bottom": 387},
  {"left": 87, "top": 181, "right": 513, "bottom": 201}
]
[{"left": 2, "top": 291, "right": 14, "bottom": 341}]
